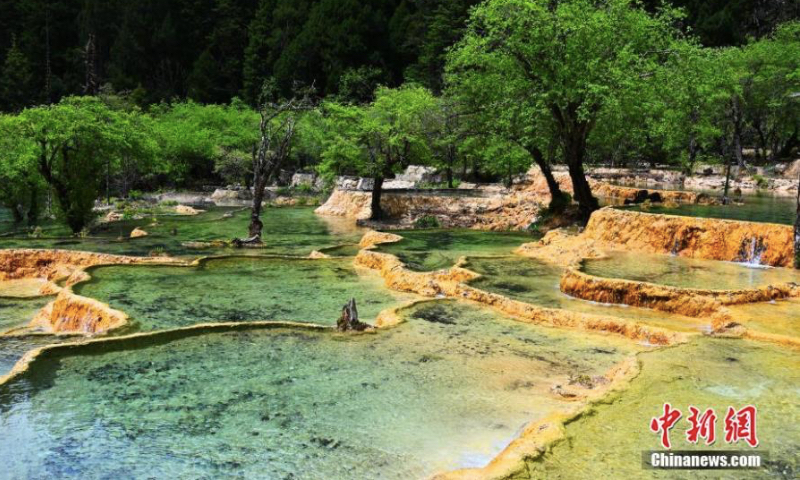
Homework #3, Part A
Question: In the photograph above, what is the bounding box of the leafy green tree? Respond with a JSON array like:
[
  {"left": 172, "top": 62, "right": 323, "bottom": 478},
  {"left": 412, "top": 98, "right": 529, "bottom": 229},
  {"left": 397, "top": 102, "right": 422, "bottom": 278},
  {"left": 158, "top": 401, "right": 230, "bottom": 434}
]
[
  {"left": 446, "top": 60, "right": 570, "bottom": 209},
  {"left": 17, "top": 97, "right": 131, "bottom": 232},
  {"left": 448, "top": 0, "right": 683, "bottom": 220},
  {"left": 740, "top": 22, "right": 800, "bottom": 162},
  {"left": 0, "top": 113, "right": 43, "bottom": 224},
  {"left": 320, "top": 84, "right": 437, "bottom": 219},
  {"left": 151, "top": 100, "right": 260, "bottom": 187}
]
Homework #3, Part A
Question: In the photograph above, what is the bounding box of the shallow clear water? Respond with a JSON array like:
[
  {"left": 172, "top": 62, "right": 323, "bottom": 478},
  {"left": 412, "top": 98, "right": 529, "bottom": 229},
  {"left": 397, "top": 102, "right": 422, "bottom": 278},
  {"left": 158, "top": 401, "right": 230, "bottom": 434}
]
[
  {"left": 376, "top": 229, "right": 534, "bottom": 271},
  {"left": 0, "top": 335, "right": 71, "bottom": 377},
  {"left": 530, "top": 337, "right": 800, "bottom": 478},
  {"left": 583, "top": 251, "right": 800, "bottom": 290},
  {"left": 0, "top": 207, "right": 365, "bottom": 258},
  {"left": 727, "top": 299, "right": 800, "bottom": 339},
  {"left": 0, "top": 301, "right": 638, "bottom": 479},
  {"left": 74, "top": 257, "right": 418, "bottom": 332},
  {"left": 0, "top": 296, "right": 52, "bottom": 333},
  {"left": 466, "top": 256, "right": 707, "bottom": 333},
  {"left": 624, "top": 193, "right": 795, "bottom": 225}
]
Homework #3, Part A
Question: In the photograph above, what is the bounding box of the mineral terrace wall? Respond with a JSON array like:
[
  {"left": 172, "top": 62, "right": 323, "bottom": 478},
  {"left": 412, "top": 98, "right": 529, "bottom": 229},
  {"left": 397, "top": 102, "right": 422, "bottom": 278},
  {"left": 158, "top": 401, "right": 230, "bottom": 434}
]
[
  {"left": 560, "top": 268, "right": 799, "bottom": 318},
  {"left": 30, "top": 290, "right": 129, "bottom": 334},
  {"left": 316, "top": 189, "right": 544, "bottom": 230},
  {"left": 0, "top": 249, "right": 182, "bottom": 282},
  {"left": 580, "top": 208, "right": 794, "bottom": 267}
]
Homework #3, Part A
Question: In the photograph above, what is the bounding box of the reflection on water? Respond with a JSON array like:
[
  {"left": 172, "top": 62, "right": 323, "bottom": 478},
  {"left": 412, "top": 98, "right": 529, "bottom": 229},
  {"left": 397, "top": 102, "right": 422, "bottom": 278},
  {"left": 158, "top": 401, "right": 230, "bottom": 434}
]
[
  {"left": 583, "top": 251, "right": 800, "bottom": 290},
  {"left": 0, "top": 301, "right": 637, "bottom": 479}
]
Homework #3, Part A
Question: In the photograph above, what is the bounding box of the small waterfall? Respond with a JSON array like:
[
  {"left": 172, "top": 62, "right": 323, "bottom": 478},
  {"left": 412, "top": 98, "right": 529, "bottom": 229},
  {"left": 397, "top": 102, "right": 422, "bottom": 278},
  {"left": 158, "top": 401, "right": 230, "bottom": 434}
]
[
  {"left": 670, "top": 238, "right": 680, "bottom": 256},
  {"left": 736, "top": 236, "right": 768, "bottom": 267}
]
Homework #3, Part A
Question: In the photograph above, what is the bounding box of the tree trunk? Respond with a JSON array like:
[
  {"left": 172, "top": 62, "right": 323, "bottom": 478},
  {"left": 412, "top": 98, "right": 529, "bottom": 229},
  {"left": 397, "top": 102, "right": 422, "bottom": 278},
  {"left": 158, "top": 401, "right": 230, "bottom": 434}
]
[
  {"left": 11, "top": 205, "right": 23, "bottom": 223},
  {"left": 337, "top": 298, "right": 370, "bottom": 331},
  {"left": 723, "top": 152, "right": 733, "bottom": 203},
  {"left": 248, "top": 179, "right": 266, "bottom": 239},
  {"left": 529, "top": 146, "right": 567, "bottom": 212},
  {"left": 778, "top": 127, "right": 798, "bottom": 160},
  {"left": 731, "top": 98, "right": 745, "bottom": 169},
  {"left": 446, "top": 144, "right": 455, "bottom": 188},
  {"left": 686, "top": 109, "right": 700, "bottom": 175},
  {"left": 27, "top": 182, "right": 39, "bottom": 225},
  {"left": 562, "top": 130, "right": 598, "bottom": 222},
  {"left": 370, "top": 176, "right": 384, "bottom": 220}
]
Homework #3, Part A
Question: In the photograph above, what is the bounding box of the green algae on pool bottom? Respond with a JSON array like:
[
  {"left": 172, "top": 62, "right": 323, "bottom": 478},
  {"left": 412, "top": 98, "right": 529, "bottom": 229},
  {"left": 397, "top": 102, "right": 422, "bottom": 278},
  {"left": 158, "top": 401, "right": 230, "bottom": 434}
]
[
  {"left": 375, "top": 229, "right": 535, "bottom": 271},
  {"left": 623, "top": 192, "right": 796, "bottom": 226},
  {"left": 582, "top": 251, "right": 800, "bottom": 291},
  {"left": 726, "top": 299, "right": 800, "bottom": 339},
  {"left": 465, "top": 256, "right": 708, "bottom": 333},
  {"left": 0, "top": 296, "right": 53, "bottom": 333},
  {"left": 0, "top": 301, "right": 639, "bottom": 479},
  {"left": 73, "top": 257, "right": 418, "bottom": 332},
  {"left": 529, "top": 337, "right": 800, "bottom": 479},
  {"left": 0, "top": 207, "right": 366, "bottom": 258},
  {"left": 0, "top": 335, "right": 73, "bottom": 377}
]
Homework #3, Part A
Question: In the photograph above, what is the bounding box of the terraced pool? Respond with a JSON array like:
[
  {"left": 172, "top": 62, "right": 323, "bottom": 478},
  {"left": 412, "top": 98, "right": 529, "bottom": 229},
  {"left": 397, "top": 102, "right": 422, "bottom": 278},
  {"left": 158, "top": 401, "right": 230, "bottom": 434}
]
[
  {"left": 0, "top": 301, "right": 637, "bottom": 479},
  {"left": 582, "top": 251, "right": 800, "bottom": 290},
  {"left": 0, "top": 206, "right": 797, "bottom": 479},
  {"left": 74, "top": 257, "right": 419, "bottom": 332}
]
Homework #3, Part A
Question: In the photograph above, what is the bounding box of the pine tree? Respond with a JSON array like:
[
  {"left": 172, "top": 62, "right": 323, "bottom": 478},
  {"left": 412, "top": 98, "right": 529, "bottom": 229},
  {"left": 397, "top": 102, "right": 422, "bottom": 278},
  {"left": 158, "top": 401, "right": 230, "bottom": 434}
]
[{"left": 0, "top": 36, "right": 34, "bottom": 111}]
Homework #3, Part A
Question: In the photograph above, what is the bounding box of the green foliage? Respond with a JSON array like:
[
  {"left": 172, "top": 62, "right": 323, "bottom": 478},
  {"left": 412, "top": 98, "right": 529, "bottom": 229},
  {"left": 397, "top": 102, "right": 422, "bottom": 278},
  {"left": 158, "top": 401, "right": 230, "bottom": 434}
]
[
  {"left": 0, "top": 0, "right": 796, "bottom": 108},
  {"left": 0, "top": 113, "right": 42, "bottom": 224},
  {"left": 294, "top": 183, "right": 314, "bottom": 195},
  {"left": 448, "top": 0, "right": 685, "bottom": 217},
  {"left": 0, "top": 36, "right": 34, "bottom": 112},
  {"left": 413, "top": 215, "right": 440, "bottom": 229},
  {"left": 15, "top": 96, "right": 157, "bottom": 232},
  {"left": 150, "top": 100, "right": 259, "bottom": 186},
  {"left": 753, "top": 174, "right": 769, "bottom": 188},
  {"left": 319, "top": 84, "right": 438, "bottom": 180}
]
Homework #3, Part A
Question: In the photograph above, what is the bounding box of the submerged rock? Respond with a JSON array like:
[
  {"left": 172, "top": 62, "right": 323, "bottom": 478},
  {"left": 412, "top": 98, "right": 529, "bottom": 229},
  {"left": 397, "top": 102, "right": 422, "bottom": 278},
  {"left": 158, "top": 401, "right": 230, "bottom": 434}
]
[
  {"left": 175, "top": 205, "right": 204, "bottom": 215},
  {"left": 130, "top": 227, "right": 148, "bottom": 238}
]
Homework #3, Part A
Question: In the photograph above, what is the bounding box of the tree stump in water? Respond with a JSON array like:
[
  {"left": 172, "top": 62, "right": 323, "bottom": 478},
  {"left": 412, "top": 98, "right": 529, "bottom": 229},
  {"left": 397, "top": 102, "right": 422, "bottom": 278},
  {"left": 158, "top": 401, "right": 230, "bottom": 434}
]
[
  {"left": 232, "top": 235, "right": 262, "bottom": 248},
  {"left": 337, "top": 298, "right": 370, "bottom": 332}
]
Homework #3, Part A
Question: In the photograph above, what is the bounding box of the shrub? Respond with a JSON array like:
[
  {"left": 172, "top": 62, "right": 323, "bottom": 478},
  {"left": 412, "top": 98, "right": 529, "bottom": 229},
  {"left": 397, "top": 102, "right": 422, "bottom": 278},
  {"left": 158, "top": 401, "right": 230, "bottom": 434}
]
[
  {"left": 294, "top": 183, "right": 314, "bottom": 194},
  {"left": 128, "top": 190, "right": 144, "bottom": 200},
  {"left": 414, "top": 215, "right": 440, "bottom": 229},
  {"left": 753, "top": 174, "right": 769, "bottom": 188}
]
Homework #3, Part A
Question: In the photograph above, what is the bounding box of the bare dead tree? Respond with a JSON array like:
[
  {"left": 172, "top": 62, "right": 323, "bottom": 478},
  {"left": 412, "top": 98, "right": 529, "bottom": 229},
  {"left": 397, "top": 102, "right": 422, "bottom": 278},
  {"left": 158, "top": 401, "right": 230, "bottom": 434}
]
[
  {"left": 234, "top": 84, "right": 315, "bottom": 246},
  {"left": 83, "top": 33, "right": 98, "bottom": 96}
]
